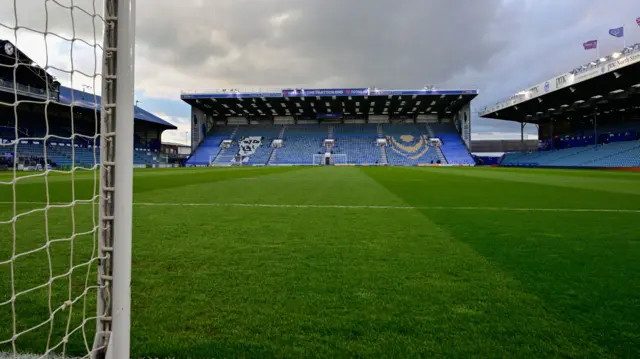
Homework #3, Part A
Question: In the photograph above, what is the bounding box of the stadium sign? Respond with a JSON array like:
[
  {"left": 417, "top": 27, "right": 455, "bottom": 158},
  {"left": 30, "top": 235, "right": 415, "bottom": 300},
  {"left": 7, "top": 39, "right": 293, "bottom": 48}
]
[
  {"left": 554, "top": 74, "right": 569, "bottom": 89},
  {"left": 282, "top": 88, "right": 369, "bottom": 97}
]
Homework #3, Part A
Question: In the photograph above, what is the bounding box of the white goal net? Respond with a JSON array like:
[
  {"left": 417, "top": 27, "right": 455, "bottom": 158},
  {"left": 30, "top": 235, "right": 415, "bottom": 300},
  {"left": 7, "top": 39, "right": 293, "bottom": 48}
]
[
  {"left": 0, "top": 0, "right": 133, "bottom": 358},
  {"left": 312, "top": 154, "right": 347, "bottom": 165}
]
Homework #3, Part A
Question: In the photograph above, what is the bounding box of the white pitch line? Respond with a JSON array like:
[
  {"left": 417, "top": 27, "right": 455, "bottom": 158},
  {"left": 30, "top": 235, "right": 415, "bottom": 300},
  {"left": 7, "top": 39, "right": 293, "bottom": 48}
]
[{"left": 1, "top": 201, "right": 639, "bottom": 213}]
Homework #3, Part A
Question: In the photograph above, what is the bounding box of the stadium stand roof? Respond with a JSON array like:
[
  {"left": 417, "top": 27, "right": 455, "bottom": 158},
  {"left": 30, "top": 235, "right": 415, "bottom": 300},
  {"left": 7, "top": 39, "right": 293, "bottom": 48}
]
[
  {"left": 0, "top": 40, "right": 57, "bottom": 86},
  {"left": 58, "top": 87, "right": 176, "bottom": 128},
  {"left": 181, "top": 87, "right": 477, "bottom": 118},
  {"left": 0, "top": 40, "right": 175, "bottom": 129},
  {"left": 480, "top": 43, "right": 640, "bottom": 124}
]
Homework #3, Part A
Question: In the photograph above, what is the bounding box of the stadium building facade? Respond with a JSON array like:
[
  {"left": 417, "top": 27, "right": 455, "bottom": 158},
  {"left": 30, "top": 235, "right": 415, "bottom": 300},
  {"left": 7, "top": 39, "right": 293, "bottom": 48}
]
[
  {"left": 0, "top": 40, "right": 177, "bottom": 170},
  {"left": 181, "top": 88, "right": 477, "bottom": 166},
  {"left": 480, "top": 42, "right": 640, "bottom": 168}
]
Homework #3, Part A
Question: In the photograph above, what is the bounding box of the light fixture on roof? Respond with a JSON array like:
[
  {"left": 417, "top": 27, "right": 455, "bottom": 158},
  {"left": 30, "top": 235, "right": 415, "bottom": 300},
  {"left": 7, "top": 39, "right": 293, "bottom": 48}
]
[
  {"left": 612, "top": 52, "right": 621, "bottom": 59},
  {"left": 610, "top": 89, "right": 624, "bottom": 94},
  {"left": 431, "top": 111, "right": 437, "bottom": 114},
  {"left": 599, "top": 57, "right": 607, "bottom": 62},
  {"left": 591, "top": 95, "right": 603, "bottom": 99},
  {"left": 570, "top": 87, "right": 576, "bottom": 93},
  {"left": 538, "top": 98, "right": 543, "bottom": 103},
  {"left": 613, "top": 71, "right": 621, "bottom": 79},
  {"left": 430, "top": 100, "right": 436, "bottom": 106},
  {"left": 416, "top": 101, "right": 421, "bottom": 105},
  {"left": 514, "top": 106, "right": 519, "bottom": 111},
  {"left": 348, "top": 96, "right": 352, "bottom": 100},
  {"left": 332, "top": 96, "right": 336, "bottom": 100},
  {"left": 574, "top": 100, "right": 585, "bottom": 104}
]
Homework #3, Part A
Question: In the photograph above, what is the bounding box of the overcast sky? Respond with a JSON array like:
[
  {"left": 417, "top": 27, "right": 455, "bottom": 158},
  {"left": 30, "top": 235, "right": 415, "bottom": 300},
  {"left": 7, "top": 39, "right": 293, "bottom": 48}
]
[{"left": 1, "top": 0, "right": 639, "bottom": 144}]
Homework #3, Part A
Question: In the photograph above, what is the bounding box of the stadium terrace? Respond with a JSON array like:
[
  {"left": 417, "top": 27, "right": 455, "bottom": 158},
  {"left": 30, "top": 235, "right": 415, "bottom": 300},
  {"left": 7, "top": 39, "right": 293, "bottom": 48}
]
[
  {"left": 479, "top": 42, "right": 640, "bottom": 168},
  {"left": 181, "top": 87, "right": 477, "bottom": 166}
]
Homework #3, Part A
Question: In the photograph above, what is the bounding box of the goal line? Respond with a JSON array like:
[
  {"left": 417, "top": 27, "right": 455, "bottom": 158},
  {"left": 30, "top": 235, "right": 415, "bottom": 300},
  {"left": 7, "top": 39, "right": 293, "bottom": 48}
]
[{"left": 1, "top": 201, "right": 638, "bottom": 214}]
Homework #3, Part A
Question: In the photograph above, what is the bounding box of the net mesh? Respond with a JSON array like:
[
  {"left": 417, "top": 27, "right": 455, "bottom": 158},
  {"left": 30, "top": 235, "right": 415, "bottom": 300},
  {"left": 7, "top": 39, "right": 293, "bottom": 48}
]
[
  {"left": 313, "top": 154, "right": 347, "bottom": 165},
  {"left": 0, "top": 0, "right": 109, "bottom": 357}
]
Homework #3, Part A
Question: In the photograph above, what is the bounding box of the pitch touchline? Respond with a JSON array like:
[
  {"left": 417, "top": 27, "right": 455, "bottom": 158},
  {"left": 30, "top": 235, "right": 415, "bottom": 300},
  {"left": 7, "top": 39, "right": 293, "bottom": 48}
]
[{"left": 1, "top": 201, "right": 639, "bottom": 213}]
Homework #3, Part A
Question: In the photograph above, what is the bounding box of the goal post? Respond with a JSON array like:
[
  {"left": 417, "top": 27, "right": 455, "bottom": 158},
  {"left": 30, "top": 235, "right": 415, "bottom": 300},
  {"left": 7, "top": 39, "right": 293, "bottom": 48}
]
[
  {"left": 312, "top": 154, "right": 347, "bottom": 165},
  {"left": 97, "top": 0, "right": 135, "bottom": 358},
  {"left": 0, "top": 0, "right": 134, "bottom": 357}
]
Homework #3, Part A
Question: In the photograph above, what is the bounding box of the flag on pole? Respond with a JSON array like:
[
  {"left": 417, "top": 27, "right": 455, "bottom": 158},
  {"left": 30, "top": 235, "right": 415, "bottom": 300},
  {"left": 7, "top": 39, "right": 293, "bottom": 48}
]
[
  {"left": 583, "top": 40, "right": 598, "bottom": 50},
  {"left": 608, "top": 27, "right": 624, "bottom": 38},
  {"left": 636, "top": 17, "right": 640, "bottom": 27}
]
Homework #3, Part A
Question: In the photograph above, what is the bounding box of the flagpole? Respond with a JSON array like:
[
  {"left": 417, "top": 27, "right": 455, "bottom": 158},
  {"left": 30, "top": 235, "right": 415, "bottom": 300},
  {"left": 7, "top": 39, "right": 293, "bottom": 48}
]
[
  {"left": 623, "top": 24, "right": 626, "bottom": 49},
  {"left": 596, "top": 36, "right": 600, "bottom": 59}
]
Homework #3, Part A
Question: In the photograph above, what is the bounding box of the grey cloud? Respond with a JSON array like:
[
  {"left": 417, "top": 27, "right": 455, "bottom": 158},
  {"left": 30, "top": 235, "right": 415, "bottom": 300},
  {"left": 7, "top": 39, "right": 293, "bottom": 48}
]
[
  {"left": 3, "top": 0, "right": 640, "bottom": 138},
  {"left": 133, "top": 0, "right": 516, "bottom": 88}
]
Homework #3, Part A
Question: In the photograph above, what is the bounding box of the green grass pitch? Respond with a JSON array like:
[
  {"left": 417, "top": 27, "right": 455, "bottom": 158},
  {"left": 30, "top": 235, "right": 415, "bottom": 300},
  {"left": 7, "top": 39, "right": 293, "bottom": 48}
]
[{"left": 1, "top": 166, "right": 639, "bottom": 358}]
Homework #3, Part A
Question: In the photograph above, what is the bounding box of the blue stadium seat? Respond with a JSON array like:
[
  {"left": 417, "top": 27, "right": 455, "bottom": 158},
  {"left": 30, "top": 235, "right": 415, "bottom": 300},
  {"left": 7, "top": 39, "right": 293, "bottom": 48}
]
[{"left": 502, "top": 140, "right": 640, "bottom": 167}]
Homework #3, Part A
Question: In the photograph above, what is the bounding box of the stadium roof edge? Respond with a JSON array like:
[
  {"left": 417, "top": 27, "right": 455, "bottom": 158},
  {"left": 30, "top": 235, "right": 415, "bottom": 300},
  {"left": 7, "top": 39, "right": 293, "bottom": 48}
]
[
  {"left": 180, "top": 87, "right": 479, "bottom": 99},
  {"left": 58, "top": 87, "right": 176, "bottom": 129},
  {"left": 480, "top": 42, "right": 640, "bottom": 119},
  {"left": 0, "top": 40, "right": 176, "bottom": 130}
]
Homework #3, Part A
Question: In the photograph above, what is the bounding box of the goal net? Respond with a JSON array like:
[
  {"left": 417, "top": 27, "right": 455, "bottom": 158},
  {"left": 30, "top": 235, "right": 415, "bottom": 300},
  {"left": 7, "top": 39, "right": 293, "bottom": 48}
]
[
  {"left": 312, "top": 154, "right": 347, "bottom": 165},
  {"left": 0, "top": 0, "right": 133, "bottom": 358}
]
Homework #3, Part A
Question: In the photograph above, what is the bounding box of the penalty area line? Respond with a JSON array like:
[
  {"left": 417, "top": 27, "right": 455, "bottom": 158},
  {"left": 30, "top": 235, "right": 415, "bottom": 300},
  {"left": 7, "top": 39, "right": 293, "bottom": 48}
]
[{"left": 1, "top": 201, "right": 639, "bottom": 213}]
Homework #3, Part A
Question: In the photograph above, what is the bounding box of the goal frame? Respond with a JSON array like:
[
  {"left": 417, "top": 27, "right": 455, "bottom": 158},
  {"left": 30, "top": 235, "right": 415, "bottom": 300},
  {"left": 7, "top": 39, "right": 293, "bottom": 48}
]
[
  {"left": 312, "top": 154, "right": 347, "bottom": 165},
  {"left": 96, "top": 0, "right": 134, "bottom": 358}
]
